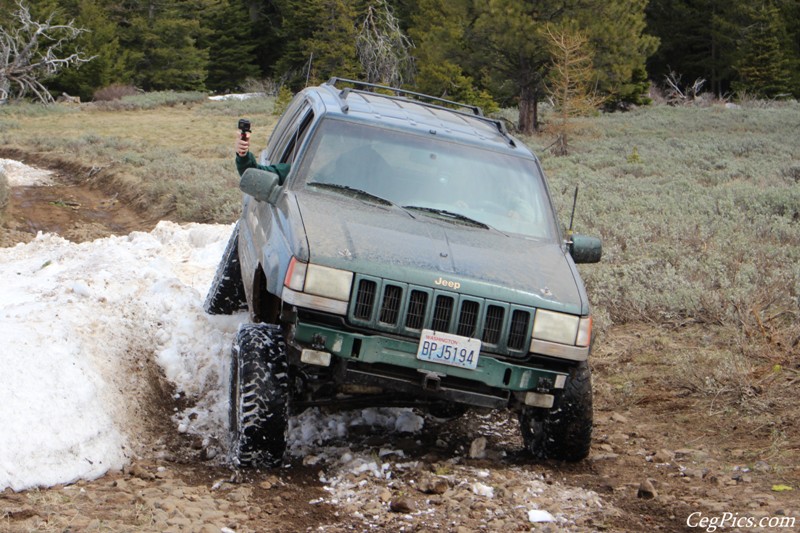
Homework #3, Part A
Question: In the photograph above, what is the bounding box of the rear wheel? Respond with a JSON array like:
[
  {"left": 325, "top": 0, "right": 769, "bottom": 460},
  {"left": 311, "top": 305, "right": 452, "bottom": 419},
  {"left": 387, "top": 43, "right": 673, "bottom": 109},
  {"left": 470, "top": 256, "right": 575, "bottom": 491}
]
[
  {"left": 519, "top": 361, "right": 593, "bottom": 461},
  {"left": 204, "top": 221, "right": 247, "bottom": 315},
  {"left": 229, "top": 323, "right": 289, "bottom": 467}
]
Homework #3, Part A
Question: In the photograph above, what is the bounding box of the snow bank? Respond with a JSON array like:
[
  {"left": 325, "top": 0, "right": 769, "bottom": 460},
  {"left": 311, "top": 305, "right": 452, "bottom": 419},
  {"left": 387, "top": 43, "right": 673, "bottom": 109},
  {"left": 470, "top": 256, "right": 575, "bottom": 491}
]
[
  {"left": 0, "top": 222, "right": 240, "bottom": 491},
  {"left": 0, "top": 221, "right": 425, "bottom": 492}
]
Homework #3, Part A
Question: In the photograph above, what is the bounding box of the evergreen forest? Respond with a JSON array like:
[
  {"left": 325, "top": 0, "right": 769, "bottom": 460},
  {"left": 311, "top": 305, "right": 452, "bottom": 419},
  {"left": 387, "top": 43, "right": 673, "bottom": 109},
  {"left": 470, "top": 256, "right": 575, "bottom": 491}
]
[{"left": 2, "top": 0, "right": 799, "bottom": 129}]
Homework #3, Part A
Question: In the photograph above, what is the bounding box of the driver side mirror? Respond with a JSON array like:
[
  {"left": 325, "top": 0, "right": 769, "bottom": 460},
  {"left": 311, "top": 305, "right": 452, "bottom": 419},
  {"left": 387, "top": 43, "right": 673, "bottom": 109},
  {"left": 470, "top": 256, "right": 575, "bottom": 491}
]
[
  {"left": 569, "top": 234, "right": 602, "bottom": 264},
  {"left": 240, "top": 168, "right": 280, "bottom": 203}
]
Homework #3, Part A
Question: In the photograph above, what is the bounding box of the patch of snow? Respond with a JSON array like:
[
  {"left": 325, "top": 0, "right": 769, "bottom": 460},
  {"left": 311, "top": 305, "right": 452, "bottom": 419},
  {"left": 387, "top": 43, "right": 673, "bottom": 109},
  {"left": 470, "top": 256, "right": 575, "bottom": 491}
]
[
  {"left": 0, "top": 158, "right": 55, "bottom": 186},
  {"left": 472, "top": 481, "right": 495, "bottom": 498},
  {"left": 207, "top": 93, "right": 266, "bottom": 101},
  {"left": 528, "top": 509, "right": 556, "bottom": 523}
]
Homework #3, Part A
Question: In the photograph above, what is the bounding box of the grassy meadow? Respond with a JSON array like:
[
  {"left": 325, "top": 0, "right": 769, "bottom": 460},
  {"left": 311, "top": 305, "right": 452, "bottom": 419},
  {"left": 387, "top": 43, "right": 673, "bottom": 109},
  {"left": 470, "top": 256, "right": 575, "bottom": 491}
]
[
  {"left": 0, "top": 93, "right": 281, "bottom": 222},
  {"left": 1, "top": 93, "right": 799, "bottom": 436}
]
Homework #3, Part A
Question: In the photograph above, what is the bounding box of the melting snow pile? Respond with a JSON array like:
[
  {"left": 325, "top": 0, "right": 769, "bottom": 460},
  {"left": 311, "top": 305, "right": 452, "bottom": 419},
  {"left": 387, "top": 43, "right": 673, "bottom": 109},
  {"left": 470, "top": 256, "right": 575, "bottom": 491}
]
[
  {"left": 0, "top": 222, "right": 239, "bottom": 491},
  {"left": 0, "top": 221, "right": 426, "bottom": 492},
  {"left": 1, "top": 158, "right": 55, "bottom": 186}
]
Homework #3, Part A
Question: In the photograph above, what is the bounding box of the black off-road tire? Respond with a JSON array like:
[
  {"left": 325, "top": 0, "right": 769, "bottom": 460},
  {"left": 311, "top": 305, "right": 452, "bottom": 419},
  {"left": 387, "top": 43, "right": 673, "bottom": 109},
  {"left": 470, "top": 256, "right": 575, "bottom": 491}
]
[
  {"left": 519, "top": 361, "right": 593, "bottom": 462},
  {"left": 229, "top": 323, "right": 290, "bottom": 468},
  {"left": 204, "top": 222, "right": 247, "bottom": 315}
]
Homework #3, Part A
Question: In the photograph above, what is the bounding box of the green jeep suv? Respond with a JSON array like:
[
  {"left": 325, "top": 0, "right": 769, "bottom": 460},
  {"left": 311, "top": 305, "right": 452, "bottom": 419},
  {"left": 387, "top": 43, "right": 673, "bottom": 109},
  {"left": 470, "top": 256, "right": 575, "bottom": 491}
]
[{"left": 205, "top": 78, "right": 602, "bottom": 467}]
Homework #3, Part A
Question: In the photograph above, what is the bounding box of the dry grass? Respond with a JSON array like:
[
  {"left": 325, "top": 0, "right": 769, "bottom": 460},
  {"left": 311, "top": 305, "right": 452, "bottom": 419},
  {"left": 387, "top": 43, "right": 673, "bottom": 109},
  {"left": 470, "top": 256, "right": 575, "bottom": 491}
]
[{"left": 0, "top": 95, "right": 279, "bottom": 222}]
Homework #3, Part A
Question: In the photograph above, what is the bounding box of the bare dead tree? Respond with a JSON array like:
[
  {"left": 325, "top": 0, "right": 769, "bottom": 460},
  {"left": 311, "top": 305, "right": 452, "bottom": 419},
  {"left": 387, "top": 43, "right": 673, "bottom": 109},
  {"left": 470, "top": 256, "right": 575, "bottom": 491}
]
[
  {"left": 664, "top": 70, "right": 706, "bottom": 105},
  {"left": 0, "top": 0, "right": 93, "bottom": 104},
  {"left": 355, "top": 0, "right": 414, "bottom": 87}
]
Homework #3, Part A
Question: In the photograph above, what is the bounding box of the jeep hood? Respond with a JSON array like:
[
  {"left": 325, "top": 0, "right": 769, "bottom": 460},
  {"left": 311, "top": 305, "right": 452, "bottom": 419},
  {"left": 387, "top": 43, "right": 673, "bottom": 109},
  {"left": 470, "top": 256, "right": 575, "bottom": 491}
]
[{"left": 295, "top": 191, "right": 585, "bottom": 312}]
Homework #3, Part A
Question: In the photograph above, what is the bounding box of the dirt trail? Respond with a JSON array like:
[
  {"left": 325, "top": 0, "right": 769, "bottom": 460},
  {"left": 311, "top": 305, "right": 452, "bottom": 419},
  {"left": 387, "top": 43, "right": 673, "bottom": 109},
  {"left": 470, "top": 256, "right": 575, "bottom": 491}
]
[
  {"left": 1, "top": 160, "right": 798, "bottom": 533},
  {"left": 1, "top": 155, "right": 152, "bottom": 246}
]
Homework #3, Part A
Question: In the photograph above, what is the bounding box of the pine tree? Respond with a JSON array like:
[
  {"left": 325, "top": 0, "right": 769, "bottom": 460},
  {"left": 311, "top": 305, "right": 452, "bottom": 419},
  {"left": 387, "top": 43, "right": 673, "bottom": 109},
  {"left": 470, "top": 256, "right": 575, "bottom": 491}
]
[
  {"left": 108, "top": 0, "right": 210, "bottom": 91},
  {"left": 48, "top": 0, "right": 129, "bottom": 100},
  {"left": 574, "top": 0, "right": 658, "bottom": 106},
  {"left": 201, "top": 0, "right": 260, "bottom": 93},
  {"left": 409, "top": 0, "right": 655, "bottom": 133},
  {"left": 407, "top": 0, "right": 496, "bottom": 110},
  {"left": 732, "top": 1, "right": 794, "bottom": 98},
  {"left": 273, "top": 0, "right": 361, "bottom": 88}
]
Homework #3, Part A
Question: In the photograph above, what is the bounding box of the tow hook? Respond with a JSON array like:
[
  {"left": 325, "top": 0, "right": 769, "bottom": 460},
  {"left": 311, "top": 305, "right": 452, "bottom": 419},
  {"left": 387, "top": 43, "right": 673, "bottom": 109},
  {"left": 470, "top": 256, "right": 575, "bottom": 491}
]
[{"left": 420, "top": 370, "right": 443, "bottom": 392}]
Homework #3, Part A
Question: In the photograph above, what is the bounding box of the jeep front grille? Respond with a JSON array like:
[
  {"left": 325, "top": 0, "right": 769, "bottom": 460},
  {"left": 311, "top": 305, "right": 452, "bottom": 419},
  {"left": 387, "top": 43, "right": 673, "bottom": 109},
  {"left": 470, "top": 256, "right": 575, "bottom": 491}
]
[
  {"left": 431, "top": 295, "right": 453, "bottom": 331},
  {"left": 348, "top": 275, "right": 534, "bottom": 357},
  {"left": 405, "top": 290, "right": 428, "bottom": 330},
  {"left": 354, "top": 279, "right": 377, "bottom": 320}
]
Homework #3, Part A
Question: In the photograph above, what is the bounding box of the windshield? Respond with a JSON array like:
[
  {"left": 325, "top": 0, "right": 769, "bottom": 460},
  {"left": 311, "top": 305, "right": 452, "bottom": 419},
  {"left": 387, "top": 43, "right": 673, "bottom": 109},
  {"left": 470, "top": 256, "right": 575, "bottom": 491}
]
[{"left": 296, "top": 119, "right": 559, "bottom": 239}]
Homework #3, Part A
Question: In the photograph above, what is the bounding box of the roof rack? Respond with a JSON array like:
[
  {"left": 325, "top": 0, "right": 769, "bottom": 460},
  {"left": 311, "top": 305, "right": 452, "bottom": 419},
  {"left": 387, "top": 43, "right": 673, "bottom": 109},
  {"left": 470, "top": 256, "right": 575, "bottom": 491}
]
[
  {"left": 325, "top": 77, "right": 515, "bottom": 147},
  {"left": 327, "top": 77, "right": 484, "bottom": 116}
]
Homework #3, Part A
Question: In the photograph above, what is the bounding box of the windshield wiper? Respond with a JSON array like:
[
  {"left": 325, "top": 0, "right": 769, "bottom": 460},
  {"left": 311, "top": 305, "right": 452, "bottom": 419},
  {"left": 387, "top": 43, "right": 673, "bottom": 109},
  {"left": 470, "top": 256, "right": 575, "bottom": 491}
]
[
  {"left": 402, "top": 205, "right": 490, "bottom": 229},
  {"left": 308, "top": 182, "right": 393, "bottom": 205}
]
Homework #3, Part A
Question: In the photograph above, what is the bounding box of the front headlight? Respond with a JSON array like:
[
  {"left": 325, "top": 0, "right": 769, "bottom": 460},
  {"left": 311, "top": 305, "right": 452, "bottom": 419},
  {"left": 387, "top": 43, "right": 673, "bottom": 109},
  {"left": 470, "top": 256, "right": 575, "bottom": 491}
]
[
  {"left": 282, "top": 258, "right": 353, "bottom": 315},
  {"left": 532, "top": 309, "right": 579, "bottom": 345},
  {"left": 304, "top": 264, "right": 353, "bottom": 301}
]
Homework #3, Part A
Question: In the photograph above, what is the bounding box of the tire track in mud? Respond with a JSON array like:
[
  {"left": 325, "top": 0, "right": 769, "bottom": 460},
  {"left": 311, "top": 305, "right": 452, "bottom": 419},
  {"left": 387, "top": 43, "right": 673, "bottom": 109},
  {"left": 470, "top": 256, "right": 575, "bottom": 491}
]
[{"left": 1, "top": 154, "right": 152, "bottom": 246}]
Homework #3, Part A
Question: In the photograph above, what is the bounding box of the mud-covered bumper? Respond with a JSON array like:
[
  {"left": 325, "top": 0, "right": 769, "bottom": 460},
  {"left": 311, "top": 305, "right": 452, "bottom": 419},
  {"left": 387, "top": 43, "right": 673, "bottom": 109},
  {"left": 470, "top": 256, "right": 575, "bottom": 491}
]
[{"left": 293, "top": 322, "right": 569, "bottom": 409}]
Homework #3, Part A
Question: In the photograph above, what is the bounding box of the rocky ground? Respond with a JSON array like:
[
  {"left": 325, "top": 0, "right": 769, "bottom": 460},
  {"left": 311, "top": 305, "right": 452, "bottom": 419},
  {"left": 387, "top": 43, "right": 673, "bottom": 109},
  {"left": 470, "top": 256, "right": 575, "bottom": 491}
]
[
  {"left": 2, "top": 401, "right": 797, "bottom": 532},
  {"left": 1, "top": 159, "right": 797, "bottom": 533}
]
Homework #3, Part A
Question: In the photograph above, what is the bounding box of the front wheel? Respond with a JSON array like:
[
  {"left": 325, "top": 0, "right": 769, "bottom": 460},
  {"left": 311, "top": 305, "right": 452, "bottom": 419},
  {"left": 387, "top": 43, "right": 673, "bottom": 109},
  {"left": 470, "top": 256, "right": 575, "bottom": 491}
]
[
  {"left": 229, "top": 323, "right": 289, "bottom": 468},
  {"left": 519, "top": 361, "right": 593, "bottom": 461}
]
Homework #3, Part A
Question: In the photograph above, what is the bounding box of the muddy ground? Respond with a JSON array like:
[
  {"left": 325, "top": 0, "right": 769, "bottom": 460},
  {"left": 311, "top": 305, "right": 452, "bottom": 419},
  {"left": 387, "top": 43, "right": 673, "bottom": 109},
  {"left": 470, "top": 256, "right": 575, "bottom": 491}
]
[{"left": 1, "top": 159, "right": 797, "bottom": 533}]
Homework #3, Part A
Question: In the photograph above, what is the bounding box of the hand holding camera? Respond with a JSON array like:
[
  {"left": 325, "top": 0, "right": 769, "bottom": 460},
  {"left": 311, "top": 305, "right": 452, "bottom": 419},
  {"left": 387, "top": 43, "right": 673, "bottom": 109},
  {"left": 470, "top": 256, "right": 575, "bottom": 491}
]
[{"left": 236, "top": 118, "right": 251, "bottom": 156}]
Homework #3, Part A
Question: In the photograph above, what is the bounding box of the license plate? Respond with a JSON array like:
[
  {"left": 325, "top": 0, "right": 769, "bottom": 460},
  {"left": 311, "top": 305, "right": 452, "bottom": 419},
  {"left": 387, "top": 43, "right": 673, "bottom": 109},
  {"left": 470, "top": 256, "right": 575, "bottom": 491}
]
[{"left": 416, "top": 329, "right": 481, "bottom": 370}]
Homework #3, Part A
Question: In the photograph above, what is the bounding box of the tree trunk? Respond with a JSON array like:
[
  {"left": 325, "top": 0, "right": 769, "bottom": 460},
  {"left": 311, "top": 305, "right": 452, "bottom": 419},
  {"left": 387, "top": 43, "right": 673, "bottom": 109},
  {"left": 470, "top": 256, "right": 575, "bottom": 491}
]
[{"left": 518, "top": 85, "right": 538, "bottom": 134}]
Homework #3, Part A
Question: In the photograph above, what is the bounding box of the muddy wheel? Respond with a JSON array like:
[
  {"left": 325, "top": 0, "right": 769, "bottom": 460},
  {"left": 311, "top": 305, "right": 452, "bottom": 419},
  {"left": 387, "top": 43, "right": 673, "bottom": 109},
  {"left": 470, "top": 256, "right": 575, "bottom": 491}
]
[
  {"left": 519, "top": 361, "right": 593, "bottom": 462},
  {"left": 229, "top": 323, "right": 289, "bottom": 468},
  {"left": 204, "top": 221, "right": 247, "bottom": 315}
]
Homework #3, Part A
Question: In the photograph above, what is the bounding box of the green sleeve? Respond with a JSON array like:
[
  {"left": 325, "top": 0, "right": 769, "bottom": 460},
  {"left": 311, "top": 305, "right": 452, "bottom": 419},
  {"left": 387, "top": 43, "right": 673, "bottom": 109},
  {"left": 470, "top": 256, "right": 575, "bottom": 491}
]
[{"left": 236, "top": 153, "right": 292, "bottom": 184}]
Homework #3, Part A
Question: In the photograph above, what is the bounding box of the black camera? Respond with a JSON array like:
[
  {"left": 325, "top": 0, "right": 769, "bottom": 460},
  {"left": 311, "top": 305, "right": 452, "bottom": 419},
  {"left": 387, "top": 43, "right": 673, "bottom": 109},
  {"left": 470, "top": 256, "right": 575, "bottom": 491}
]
[{"left": 238, "top": 118, "right": 251, "bottom": 140}]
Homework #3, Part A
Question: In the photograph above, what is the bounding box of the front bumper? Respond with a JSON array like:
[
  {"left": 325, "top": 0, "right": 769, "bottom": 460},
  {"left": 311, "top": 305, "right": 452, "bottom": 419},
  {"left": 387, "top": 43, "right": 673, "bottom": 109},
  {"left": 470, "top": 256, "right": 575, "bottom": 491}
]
[{"left": 293, "top": 322, "right": 569, "bottom": 408}]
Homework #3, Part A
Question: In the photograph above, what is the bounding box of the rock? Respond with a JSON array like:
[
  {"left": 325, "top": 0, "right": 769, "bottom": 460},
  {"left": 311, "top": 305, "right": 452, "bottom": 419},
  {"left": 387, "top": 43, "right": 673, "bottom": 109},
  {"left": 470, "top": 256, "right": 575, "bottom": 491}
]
[
  {"left": 418, "top": 476, "right": 449, "bottom": 495},
  {"left": 610, "top": 413, "right": 628, "bottom": 423},
  {"left": 674, "top": 448, "right": 709, "bottom": 461},
  {"left": 129, "top": 463, "right": 156, "bottom": 481},
  {"left": 362, "top": 501, "right": 382, "bottom": 515},
  {"left": 390, "top": 497, "right": 414, "bottom": 513},
  {"left": 608, "top": 433, "right": 629, "bottom": 445},
  {"left": 653, "top": 449, "right": 675, "bottom": 463},
  {"left": 682, "top": 468, "right": 708, "bottom": 479},
  {"left": 469, "top": 437, "right": 487, "bottom": 459},
  {"left": 753, "top": 461, "right": 771, "bottom": 472},
  {"left": 379, "top": 489, "right": 392, "bottom": 502},
  {"left": 590, "top": 453, "right": 619, "bottom": 462},
  {"left": 637, "top": 479, "right": 658, "bottom": 499}
]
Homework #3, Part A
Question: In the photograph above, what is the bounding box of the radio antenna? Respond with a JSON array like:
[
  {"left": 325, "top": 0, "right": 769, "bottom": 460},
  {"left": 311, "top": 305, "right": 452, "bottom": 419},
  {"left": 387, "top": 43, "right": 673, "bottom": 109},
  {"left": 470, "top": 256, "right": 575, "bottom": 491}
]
[{"left": 568, "top": 185, "right": 579, "bottom": 239}]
